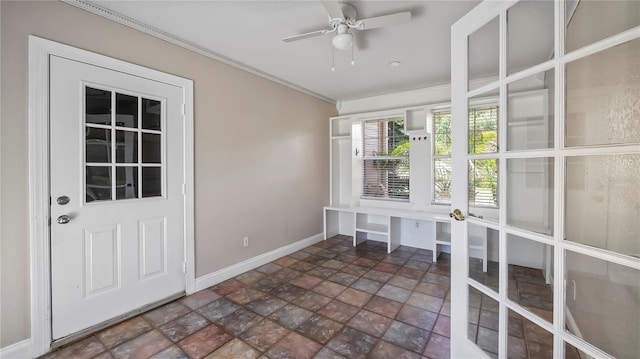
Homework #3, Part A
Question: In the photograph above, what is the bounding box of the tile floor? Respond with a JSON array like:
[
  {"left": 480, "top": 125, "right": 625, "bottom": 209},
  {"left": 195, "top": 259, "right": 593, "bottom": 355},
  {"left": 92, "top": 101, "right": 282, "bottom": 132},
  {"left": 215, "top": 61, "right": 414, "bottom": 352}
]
[{"left": 40, "top": 235, "right": 452, "bottom": 359}]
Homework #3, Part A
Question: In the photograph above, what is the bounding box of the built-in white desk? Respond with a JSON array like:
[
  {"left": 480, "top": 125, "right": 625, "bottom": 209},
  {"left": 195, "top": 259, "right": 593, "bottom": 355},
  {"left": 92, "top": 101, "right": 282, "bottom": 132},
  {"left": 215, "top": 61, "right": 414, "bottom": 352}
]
[{"left": 323, "top": 206, "right": 463, "bottom": 264}]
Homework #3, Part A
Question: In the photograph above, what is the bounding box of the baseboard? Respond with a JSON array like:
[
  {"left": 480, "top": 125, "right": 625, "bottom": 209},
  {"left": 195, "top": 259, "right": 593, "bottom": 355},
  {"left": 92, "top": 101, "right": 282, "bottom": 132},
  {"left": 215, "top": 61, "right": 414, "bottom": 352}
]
[
  {"left": 0, "top": 233, "right": 323, "bottom": 359},
  {"left": 194, "top": 233, "right": 324, "bottom": 291},
  {"left": 0, "top": 339, "right": 31, "bottom": 359}
]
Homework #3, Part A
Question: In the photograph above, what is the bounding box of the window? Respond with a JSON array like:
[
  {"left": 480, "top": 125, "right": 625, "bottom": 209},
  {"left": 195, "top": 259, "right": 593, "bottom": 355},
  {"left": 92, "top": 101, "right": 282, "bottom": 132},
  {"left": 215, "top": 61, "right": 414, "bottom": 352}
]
[
  {"left": 362, "top": 117, "right": 409, "bottom": 201},
  {"left": 433, "top": 110, "right": 452, "bottom": 203},
  {"left": 431, "top": 106, "right": 499, "bottom": 206},
  {"left": 85, "top": 86, "right": 163, "bottom": 203}
]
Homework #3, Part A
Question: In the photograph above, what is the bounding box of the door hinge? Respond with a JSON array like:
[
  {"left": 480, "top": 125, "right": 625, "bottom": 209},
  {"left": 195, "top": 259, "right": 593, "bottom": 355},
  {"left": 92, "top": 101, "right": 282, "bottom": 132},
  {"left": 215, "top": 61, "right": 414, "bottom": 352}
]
[
  {"left": 182, "top": 103, "right": 186, "bottom": 116},
  {"left": 182, "top": 183, "right": 186, "bottom": 195},
  {"left": 183, "top": 262, "right": 187, "bottom": 274}
]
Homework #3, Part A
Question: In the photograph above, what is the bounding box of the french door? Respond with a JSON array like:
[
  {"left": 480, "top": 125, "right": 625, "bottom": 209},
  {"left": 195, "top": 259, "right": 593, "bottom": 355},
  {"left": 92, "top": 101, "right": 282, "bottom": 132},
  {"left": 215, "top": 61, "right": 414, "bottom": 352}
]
[{"left": 450, "top": 1, "right": 639, "bottom": 358}]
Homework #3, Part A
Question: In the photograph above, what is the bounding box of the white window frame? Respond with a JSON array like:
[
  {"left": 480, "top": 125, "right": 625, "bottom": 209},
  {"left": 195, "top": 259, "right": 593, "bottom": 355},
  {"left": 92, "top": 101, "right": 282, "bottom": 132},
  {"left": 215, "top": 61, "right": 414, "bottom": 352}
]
[{"left": 360, "top": 115, "right": 410, "bottom": 202}]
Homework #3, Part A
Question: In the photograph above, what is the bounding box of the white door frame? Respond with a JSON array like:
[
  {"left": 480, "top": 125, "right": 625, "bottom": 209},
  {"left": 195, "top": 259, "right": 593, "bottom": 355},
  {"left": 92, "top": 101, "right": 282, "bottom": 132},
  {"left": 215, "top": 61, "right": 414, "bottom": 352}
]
[{"left": 28, "top": 36, "right": 195, "bottom": 357}]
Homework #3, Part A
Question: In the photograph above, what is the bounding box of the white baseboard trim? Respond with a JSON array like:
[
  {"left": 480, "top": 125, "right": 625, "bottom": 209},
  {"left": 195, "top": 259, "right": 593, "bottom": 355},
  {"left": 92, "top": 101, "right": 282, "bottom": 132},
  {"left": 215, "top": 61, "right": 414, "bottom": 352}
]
[
  {"left": 0, "top": 339, "right": 31, "bottom": 359},
  {"left": 194, "top": 233, "right": 324, "bottom": 292}
]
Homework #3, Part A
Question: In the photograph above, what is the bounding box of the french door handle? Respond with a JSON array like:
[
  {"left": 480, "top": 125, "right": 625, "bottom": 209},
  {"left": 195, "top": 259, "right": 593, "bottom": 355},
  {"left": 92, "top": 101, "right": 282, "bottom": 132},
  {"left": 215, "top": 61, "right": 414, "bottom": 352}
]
[
  {"left": 57, "top": 215, "right": 71, "bottom": 224},
  {"left": 449, "top": 209, "right": 465, "bottom": 221}
]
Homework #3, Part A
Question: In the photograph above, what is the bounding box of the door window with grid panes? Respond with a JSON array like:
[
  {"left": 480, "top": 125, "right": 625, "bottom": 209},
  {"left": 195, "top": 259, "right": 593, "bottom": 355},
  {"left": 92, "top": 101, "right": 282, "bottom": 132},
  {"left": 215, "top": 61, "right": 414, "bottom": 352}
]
[{"left": 85, "top": 86, "right": 163, "bottom": 203}]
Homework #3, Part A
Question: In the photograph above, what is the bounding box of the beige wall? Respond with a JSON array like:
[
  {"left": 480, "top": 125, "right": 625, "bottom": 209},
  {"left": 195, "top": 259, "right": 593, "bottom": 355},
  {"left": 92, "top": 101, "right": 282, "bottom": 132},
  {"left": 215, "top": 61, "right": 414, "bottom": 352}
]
[{"left": 0, "top": 1, "right": 336, "bottom": 347}]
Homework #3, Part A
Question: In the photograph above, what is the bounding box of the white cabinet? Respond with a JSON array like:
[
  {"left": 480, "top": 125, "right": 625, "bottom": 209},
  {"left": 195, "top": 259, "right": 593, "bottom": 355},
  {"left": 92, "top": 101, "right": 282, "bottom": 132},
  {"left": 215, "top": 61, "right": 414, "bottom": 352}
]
[
  {"left": 405, "top": 107, "right": 427, "bottom": 132},
  {"left": 331, "top": 116, "right": 351, "bottom": 138}
]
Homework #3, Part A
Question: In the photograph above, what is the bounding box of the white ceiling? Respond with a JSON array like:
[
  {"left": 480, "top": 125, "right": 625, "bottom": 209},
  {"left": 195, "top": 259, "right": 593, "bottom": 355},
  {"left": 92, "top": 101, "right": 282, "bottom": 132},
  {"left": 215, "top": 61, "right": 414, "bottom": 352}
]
[{"left": 88, "top": 1, "right": 553, "bottom": 102}]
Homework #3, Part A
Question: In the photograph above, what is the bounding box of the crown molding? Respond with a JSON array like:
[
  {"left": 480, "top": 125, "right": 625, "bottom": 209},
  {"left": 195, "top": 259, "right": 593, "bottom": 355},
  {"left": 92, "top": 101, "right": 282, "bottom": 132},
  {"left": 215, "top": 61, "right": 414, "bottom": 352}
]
[{"left": 61, "top": 0, "right": 335, "bottom": 104}]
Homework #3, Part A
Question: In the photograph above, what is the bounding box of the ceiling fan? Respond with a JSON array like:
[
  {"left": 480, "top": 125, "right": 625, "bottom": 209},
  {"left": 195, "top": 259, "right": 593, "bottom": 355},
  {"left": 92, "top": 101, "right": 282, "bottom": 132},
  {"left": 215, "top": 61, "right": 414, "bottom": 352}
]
[{"left": 282, "top": 0, "right": 411, "bottom": 51}]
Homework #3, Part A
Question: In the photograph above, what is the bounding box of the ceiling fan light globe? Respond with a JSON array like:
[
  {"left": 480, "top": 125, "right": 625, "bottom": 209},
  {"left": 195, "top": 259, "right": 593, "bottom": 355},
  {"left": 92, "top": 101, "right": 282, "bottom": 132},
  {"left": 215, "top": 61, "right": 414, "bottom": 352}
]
[{"left": 332, "top": 33, "right": 353, "bottom": 50}]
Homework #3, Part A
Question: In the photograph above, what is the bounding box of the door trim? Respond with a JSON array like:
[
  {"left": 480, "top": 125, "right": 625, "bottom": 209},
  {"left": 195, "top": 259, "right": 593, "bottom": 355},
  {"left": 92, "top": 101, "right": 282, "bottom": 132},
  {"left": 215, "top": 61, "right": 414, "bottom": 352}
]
[{"left": 28, "top": 35, "right": 195, "bottom": 357}]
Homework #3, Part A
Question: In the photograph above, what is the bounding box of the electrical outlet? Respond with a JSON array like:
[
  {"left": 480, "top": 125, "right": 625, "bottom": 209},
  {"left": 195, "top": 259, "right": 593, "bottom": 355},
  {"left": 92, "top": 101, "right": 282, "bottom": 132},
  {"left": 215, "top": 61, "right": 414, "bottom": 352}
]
[{"left": 243, "top": 236, "right": 249, "bottom": 247}]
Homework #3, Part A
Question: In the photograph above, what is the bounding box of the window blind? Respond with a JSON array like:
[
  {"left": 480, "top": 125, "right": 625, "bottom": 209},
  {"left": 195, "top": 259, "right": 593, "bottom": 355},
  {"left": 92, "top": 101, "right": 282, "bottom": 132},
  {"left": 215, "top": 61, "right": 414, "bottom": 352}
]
[{"left": 362, "top": 118, "right": 410, "bottom": 201}]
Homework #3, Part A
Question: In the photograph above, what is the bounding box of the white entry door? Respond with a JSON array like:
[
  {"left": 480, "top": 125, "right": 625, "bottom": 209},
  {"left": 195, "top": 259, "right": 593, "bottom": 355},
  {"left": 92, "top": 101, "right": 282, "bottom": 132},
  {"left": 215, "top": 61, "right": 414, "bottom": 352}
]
[
  {"left": 50, "top": 55, "right": 186, "bottom": 340},
  {"left": 450, "top": 1, "right": 639, "bottom": 358}
]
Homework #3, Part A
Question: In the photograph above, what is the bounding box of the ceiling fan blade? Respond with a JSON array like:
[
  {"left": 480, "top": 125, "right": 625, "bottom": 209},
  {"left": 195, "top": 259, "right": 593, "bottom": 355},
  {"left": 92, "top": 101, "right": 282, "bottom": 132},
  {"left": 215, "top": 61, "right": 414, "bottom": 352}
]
[
  {"left": 357, "top": 11, "right": 411, "bottom": 30},
  {"left": 282, "top": 29, "right": 328, "bottom": 43},
  {"left": 321, "top": 0, "right": 345, "bottom": 20}
]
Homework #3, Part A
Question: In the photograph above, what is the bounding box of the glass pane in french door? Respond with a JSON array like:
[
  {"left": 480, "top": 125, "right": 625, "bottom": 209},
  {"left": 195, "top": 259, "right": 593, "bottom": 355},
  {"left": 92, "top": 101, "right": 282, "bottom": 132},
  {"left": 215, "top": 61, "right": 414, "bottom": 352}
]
[
  {"left": 468, "top": 223, "right": 499, "bottom": 293},
  {"left": 507, "top": 0, "right": 554, "bottom": 75},
  {"left": 565, "top": 38, "right": 640, "bottom": 148},
  {"left": 507, "top": 69, "right": 555, "bottom": 151},
  {"left": 508, "top": 309, "right": 553, "bottom": 359},
  {"left": 468, "top": 285, "right": 499, "bottom": 358},
  {"left": 564, "top": 342, "right": 583, "bottom": 359},
  {"left": 565, "top": 154, "right": 640, "bottom": 256},
  {"left": 507, "top": 234, "right": 554, "bottom": 323},
  {"left": 565, "top": 0, "right": 640, "bottom": 53},
  {"left": 565, "top": 250, "right": 639, "bottom": 358},
  {"left": 468, "top": 17, "right": 499, "bottom": 91},
  {"left": 506, "top": 157, "right": 554, "bottom": 235}
]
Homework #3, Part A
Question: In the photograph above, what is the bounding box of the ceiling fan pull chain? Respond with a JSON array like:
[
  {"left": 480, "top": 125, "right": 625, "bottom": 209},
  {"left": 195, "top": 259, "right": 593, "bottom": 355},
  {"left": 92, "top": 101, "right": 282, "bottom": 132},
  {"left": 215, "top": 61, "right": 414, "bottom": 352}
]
[
  {"left": 331, "top": 44, "right": 336, "bottom": 72},
  {"left": 351, "top": 45, "right": 355, "bottom": 66}
]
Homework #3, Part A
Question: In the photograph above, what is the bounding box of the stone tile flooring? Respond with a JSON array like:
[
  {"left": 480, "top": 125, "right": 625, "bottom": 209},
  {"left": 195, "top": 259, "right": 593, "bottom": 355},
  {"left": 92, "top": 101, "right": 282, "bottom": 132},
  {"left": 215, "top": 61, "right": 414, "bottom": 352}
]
[{"left": 40, "top": 235, "right": 451, "bottom": 359}]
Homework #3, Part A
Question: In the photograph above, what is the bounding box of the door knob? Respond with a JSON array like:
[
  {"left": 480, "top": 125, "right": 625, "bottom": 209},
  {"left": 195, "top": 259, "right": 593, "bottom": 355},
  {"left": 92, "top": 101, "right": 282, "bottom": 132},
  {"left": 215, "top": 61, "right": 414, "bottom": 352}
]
[
  {"left": 57, "top": 215, "right": 71, "bottom": 224},
  {"left": 449, "top": 209, "right": 465, "bottom": 221}
]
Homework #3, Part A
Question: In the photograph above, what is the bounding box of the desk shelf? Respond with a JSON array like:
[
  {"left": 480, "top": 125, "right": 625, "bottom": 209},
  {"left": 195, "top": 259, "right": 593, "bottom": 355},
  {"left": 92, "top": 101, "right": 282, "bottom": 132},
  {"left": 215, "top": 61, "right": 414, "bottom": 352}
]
[
  {"left": 323, "top": 206, "right": 478, "bottom": 262},
  {"left": 433, "top": 222, "right": 451, "bottom": 262},
  {"left": 355, "top": 212, "right": 390, "bottom": 248},
  {"left": 355, "top": 221, "right": 388, "bottom": 235}
]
